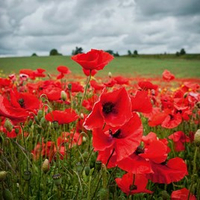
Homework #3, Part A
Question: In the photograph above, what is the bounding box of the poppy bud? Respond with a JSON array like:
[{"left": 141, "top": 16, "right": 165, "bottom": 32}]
[
  {"left": 52, "top": 174, "right": 62, "bottom": 186},
  {"left": 42, "top": 159, "right": 50, "bottom": 173},
  {"left": 37, "top": 110, "right": 43, "bottom": 120},
  {"left": 160, "top": 190, "right": 170, "bottom": 200},
  {"left": 108, "top": 72, "right": 112, "bottom": 78},
  {"left": 194, "top": 129, "right": 200, "bottom": 146},
  {"left": 68, "top": 83, "right": 72, "bottom": 90},
  {"left": 40, "top": 117, "right": 47, "bottom": 128},
  {"left": 3, "top": 188, "right": 14, "bottom": 200},
  {"left": 0, "top": 171, "right": 7, "bottom": 181},
  {"left": 98, "top": 188, "right": 109, "bottom": 200},
  {"left": 4, "top": 119, "right": 13, "bottom": 132},
  {"left": 61, "top": 90, "right": 67, "bottom": 101},
  {"left": 84, "top": 166, "right": 90, "bottom": 176}
]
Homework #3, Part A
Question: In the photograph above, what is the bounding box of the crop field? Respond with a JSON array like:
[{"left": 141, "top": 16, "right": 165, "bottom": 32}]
[{"left": 0, "top": 55, "right": 200, "bottom": 78}]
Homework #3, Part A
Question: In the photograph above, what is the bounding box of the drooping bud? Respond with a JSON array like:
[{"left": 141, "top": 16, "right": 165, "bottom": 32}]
[
  {"left": 0, "top": 171, "right": 7, "bottom": 181},
  {"left": 61, "top": 90, "right": 67, "bottom": 101},
  {"left": 194, "top": 129, "right": 200, "bottom": 146},
  {"left": 4, "top": 119, "right": 13, "bottom": 132},
  {"left": 108, "top": 72, "right": 112, "bottom": 78},
  {"left": 42, "top": 159, "right": 50, "bottom": 173}
]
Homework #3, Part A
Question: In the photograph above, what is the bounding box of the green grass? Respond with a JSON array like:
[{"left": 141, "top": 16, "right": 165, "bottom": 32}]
[{"left": 0, "top": 55, "right": 200, "bottom": 78}]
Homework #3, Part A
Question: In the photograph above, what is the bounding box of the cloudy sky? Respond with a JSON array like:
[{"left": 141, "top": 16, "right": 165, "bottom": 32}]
[{"left": 0, "top": 0, "right": 200, "bottom": 57}]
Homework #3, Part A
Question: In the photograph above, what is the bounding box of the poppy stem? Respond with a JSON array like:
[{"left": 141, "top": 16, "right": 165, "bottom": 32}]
[{"left": 78, "top": 71, "right": 92, "bottom": 114}]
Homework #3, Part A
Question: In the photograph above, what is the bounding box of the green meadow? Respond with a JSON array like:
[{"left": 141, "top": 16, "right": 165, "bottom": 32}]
[{"left": 0, "top": 55, "right": 200, "bottom": 78}]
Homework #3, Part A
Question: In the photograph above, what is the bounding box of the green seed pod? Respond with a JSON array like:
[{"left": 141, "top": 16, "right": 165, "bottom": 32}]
[
  {"left": 194, "top": 129, "right": 200, "bottom": 146},
  {"left": 82, "top": 152, "right": 89, "bottom": 161},
  {"left": 0, "top": 171, "right": 7, "bottom": 181},
  {"left": 68, "top": 83, "right": 72, "bottom": 90},
  {"left": 95, "top": 161, "right": 102, "bottom": 171},
  {"left": 52, "top": 174, "right": 62, "bottom": 186},
  {"left": 3, "top": 188, "right": 14, "bottom": 200},
  {"left": 52, "top": 121, "right": 59, "bottom": 129},
  {"left": 23, "top": 170, "right": 31, "bottom": 181}
]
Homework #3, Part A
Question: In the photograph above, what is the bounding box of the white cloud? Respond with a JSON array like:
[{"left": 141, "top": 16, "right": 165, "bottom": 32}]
[{"left": 0, "top": 0, "right": 200, "bottom": 56}]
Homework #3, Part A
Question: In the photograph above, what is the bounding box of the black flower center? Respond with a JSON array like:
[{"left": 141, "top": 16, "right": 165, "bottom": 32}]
[
  {"left": 135, "top": 146, "right": 144, "bottom": 155},
  {"left": 102, "top": 102, "right": 115, "bottom": 114},
  {"left": 18, "top": 98, "right": 25, "bottom": 108},
  {"left": 129, "top": 184, "right": 137, "bottom": 191},
  {"left": 109, "top": 129, "right": 122, "bottom": 139}
]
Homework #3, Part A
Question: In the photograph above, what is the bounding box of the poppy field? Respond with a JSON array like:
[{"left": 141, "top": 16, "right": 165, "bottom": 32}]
[{"left": 0, "top": 49, "right": 200, "bottom": 200}]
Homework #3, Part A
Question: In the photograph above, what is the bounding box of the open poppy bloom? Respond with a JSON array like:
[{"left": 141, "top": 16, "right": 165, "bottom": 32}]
[
  {"left": 84, "top": 87, "right": 132, "bottom": 129},
  {"left": 171, "top": 188, "right": 197, "bottom": 200},
  {"left": 45, "top": 109, "right": 78, "bottom": 124},
  {"left": 71, "top": 49, "right": 114, "bottom": 75},
  {"left": 131, "top": 90, "right": 152, "bottom": 114},
  {"left": 146, "top": 157, "right": 188, "bottom": 184},
  {"left": 162, "top": 70, "right": 175, "bottom": 81},
  {"left": 93, "top": 113, "right": 143, "bottom": 163},
  {"left": 115, "top": 173, "right": 152, "bottom": 195},
  {"left": 168, "top": 131, "right": 190, "bottom": 152},
  {"left": 56, "top": 66, "right": 71, "bottom": 79}
]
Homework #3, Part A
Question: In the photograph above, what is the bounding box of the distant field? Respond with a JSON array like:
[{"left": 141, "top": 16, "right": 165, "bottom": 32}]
[{"left": 0, "top": 55, "right": 200, "bottom": 78}]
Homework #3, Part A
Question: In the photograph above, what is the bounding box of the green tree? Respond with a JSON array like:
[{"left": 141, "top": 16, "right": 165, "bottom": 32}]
[
  {"left": 133, "top": 50, "right": 138, "bottom": 55},
  {"left": 31, "top": 53, "right": 37, "bottom": 56},
  {"left": 50, "top": 49, "right": 59, "bottom": 56},
  {"left": 180, "top": 48, "right": 186, "bottom": 55},
  {"left": 72, "top": 47, "right": 83, "bottom": 55},
  {"left": 127, "top": 50, "right": 132, "bottom": 56}
]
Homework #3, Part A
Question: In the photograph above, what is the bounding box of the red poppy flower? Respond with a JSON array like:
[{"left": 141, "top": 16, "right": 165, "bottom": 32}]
[
  {"left": 168, "top": 131, "right": 190, "bottom": 152},
  {"left": 34, "top": 68, "right": 46, "bottom": 78},
  {"left": 131, "top": 90, "right": 152, "bottom": 114},
  {"left": 90, "top": 80, "right": 104, "bottom": 91},
  {"left": 103, "top": 78, "right": 117, "bottom": 87},
  {"left": 0, "top": 95, "right": 29, "bottom": 124},
  {"left": 115, "top": 173, "right": 152, "bottom": 195},
  {"left": 9, "top": 90, "right": 40, "bottom": 112},
  {"left": 57, "top": 66, "right": 71, "bottom": 74},
  {"left": 45, "top": 109, "right": 78, "bottom": 124},
  {"left": 162, "top": 70, "right": 175, "bottom": 81},
  {"left": 68, "top": 82, "right": 84, "bottom": 93},
  {"left": 114, "top": 76, "right": 129, "bottom": 85},
  {"left": 32, "top": 141, "right": 66, "bottom": 162},
  {"left": 146, "top": 157, "right": 188, "bottom": 184},
  {"left": 20, "top": 69, "right": 36, "bottom": 80},
  {"left": 93, "top": 113, "right": 142, "bottom": 163},
  {"left": 71, "top": 49, "right": 114, "bottom": 72},
  {"left": 82, "top": 68, "right": 97, "bottom": 76},
  {"left": 84, "top": 87, "right": 132, "bottom": 129},
  {"left": 138, "top": 81, "right": 158, "bottom": 91},
  {"left": 57, "top": 132, "right": 83, "bottom": 148},
  {"left": 117, "top": 152, "right": 153, "bottom": 174},
  {"left": 171, "top": 188, "right": 197, "bottom": 200}
]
